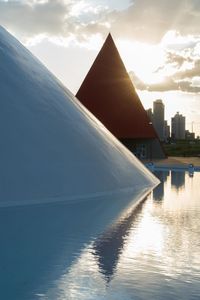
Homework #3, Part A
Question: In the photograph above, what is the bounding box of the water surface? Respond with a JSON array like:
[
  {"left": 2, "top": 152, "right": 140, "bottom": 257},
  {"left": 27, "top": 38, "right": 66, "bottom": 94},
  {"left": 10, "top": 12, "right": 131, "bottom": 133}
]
[
  {"left": 1, "top": 171, "right": 200, "bottom": 299},
  {"left": 48, "top": 170, "right": 200, "bottom": 300}
]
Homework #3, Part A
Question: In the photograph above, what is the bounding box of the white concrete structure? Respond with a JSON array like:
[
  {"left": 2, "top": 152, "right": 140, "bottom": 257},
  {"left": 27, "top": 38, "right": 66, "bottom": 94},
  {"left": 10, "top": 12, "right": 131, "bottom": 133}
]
[{"left": 0, "top": 26, "right": 158, "bottom": 207}]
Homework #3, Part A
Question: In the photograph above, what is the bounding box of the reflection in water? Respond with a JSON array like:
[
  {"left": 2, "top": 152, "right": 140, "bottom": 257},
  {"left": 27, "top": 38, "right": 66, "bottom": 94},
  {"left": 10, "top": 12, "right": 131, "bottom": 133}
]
[
  {"left": 48, "top": 171, "right": 200, "bottom": 300},
  {"left": 93, "top": 198, "right": 147, "bottom": 283},
  {"left": 2, "top": 171, "right": 200, "bottom": 299},
  {"left": 0, "top": 191, "right": 147, "bottom": 300},
  {"left": 171, "top": 170, "right": 185, "bottom": 191},
  {"left": 153, "top": 171, "right": 169, "bottom": 201}
]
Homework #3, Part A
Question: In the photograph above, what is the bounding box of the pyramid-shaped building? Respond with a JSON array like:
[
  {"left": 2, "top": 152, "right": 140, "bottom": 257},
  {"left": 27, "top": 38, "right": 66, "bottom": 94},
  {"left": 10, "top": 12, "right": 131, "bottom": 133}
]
[
  {"left": 76, "top": 34, "right": 165, "bottom": 159},
  {"left": 0, "top": 27, "right": 158, "bottom": 207}
]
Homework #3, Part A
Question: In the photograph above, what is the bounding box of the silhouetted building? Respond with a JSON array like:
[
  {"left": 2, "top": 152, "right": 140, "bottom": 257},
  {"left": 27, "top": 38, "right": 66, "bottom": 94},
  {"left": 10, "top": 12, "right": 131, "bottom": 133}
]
[
  {"left": 146, "top": 108, "right": 153, "bottom": 122},
  {"left": 185, "top": 130, "right": 195, "bottom": 140},
  {"left": 164, "top": 120, "right": 170, "bottom": 141},
  {"left": 171, "top": 112, "right": 185, "bottom": 140},
  {"left": 153, "top": 99, "right": 165, "bottom": 141},
  {"left": 76, "top": 34, "right": 165, "bottom": 159}
]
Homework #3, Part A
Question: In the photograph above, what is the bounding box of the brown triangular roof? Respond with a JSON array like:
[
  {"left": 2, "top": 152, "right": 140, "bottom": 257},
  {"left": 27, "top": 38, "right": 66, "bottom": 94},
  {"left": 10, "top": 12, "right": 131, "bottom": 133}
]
[{"left": 76, "top": 33, "right": 157, "bottom": 139}]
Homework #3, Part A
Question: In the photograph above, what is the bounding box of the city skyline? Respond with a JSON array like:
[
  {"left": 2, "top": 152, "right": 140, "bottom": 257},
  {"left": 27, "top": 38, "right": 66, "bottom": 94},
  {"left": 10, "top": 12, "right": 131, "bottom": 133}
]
[
  {"left": 1, "top": 0, "right": 200, "bottom": 135},
  {"left": 147, "top": 99, "right": 196, "bottom": 140},
  {"left": 141, "top": 94, "right": 200, "bottom": 137}
]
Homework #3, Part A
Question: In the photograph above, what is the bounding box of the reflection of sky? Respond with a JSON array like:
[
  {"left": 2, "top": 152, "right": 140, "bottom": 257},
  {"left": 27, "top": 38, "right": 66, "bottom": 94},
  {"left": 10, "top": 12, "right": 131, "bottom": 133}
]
[
  {"left": 0, "top": 191, "right": 148, "bottom": 299},
  {"left": 1, "top": 171, "right": 200, "bottom": 299},
  {"left": 46, "top": 171, "right": 200, "bottom": 299}
]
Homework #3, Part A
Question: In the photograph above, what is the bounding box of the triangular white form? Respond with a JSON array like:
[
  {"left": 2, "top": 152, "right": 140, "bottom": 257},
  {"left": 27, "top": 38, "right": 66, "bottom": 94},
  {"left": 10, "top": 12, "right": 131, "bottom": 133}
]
[{"left": 0, "top": 27, "right": 158, "bottom": 207}]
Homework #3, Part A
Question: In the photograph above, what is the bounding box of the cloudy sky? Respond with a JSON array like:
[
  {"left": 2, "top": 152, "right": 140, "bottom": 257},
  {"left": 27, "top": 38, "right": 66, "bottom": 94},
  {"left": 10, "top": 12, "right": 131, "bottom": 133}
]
[{"left": 1, "top": 0, "right": 200, "bottom": 134}]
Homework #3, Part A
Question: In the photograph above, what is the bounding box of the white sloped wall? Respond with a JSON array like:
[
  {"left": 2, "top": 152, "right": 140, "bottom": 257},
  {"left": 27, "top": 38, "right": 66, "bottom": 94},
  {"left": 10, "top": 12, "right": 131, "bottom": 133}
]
[{"left": 0, "top": 26, "right": 158, "bottom": 207}]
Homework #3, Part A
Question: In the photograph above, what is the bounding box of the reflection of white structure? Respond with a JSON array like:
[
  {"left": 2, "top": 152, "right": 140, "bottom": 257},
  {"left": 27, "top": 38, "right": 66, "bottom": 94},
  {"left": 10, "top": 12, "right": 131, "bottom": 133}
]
[
  {"left": 153, "top": 100, "right": 165, "bottom": 141},
  {"left": 0, "top": 26, "right": 158, "bottom": 206},
  {"left": 171, "top": 112, "right": 186, "bottom": 139}
]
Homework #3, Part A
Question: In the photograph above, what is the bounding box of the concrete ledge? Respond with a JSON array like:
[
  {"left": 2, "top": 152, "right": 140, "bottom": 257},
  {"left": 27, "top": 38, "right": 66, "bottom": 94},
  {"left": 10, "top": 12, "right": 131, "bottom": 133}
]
[{"left": 142, "top": 156, "right": 200, "bottom": 171}]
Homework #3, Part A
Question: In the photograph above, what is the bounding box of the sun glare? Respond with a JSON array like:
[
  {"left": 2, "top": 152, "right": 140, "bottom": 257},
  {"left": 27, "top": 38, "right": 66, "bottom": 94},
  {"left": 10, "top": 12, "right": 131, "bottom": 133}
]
[{"left": 118, "top": 40, "right": 166, "bottom": 84}]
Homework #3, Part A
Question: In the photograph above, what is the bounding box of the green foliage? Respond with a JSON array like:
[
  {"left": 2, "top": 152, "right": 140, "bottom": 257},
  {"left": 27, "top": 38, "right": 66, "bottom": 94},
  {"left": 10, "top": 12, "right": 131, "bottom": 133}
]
[{"left": 163, "top": 140, "right": 200, "bottom": 157}]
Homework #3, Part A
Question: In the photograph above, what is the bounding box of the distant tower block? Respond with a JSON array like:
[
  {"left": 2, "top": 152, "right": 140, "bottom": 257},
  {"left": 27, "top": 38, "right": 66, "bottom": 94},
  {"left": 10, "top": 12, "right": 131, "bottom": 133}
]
[
  {"left": 146, "top": 108, "right": 153, "bottom": 123},
  {"left": 76, "top": 33, "right": 165, "bottom": 159},
  {"left": 153, "top": 99, "right": 165, "bottom": 141},
  {"left": 171, "top": 112, "right": 186, "bottom": 139},
  {"left": 164, "top": 120, "right": 170, "bottom": 141}
]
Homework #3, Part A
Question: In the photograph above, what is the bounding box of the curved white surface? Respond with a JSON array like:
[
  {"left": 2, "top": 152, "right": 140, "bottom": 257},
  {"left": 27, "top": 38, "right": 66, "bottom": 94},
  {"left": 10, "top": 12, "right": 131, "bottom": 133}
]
[{"left": 0, "top": 26, "right": 158, "bottom": 206}]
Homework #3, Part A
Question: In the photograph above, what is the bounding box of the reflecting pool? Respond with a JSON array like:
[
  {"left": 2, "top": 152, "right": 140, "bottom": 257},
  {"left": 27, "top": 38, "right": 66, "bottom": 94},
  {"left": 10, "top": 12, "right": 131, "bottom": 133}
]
[{"left": 1, "top": 171, "right": 200, "bottom": 299}]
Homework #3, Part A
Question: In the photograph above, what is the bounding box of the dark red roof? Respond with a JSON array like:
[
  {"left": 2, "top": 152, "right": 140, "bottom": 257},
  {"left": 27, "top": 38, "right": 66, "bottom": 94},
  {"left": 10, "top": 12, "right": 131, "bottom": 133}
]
[{"left": 76, "top": 33, "right": 156, "bottom": 139}]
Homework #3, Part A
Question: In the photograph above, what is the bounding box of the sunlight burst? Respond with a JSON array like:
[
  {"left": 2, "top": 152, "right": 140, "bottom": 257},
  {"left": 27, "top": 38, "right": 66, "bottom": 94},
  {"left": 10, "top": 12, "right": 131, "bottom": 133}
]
[{"left": 118, "top": 40, "right": 166, "bottom": 84}]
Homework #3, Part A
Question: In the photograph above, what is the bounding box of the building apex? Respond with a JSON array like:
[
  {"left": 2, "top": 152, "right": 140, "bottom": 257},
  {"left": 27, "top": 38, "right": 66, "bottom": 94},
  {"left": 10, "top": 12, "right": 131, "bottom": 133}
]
[
  {"left": 154, "top": 99, "right": 163, "bottom": 104},
  {"left": 76, "top": 32, "right": 158, "bottom": 140}
]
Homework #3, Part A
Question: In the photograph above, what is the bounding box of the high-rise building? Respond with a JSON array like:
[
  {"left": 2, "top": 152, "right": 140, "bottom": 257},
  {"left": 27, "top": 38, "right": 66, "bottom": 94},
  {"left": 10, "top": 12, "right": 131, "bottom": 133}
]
[
  {"left": 153, "top": 100, "right": 165, "bottom": 141},
  {"left": 185, "top": 130, "right": 195, "bottom": 140},
  {"left": 164, "top": 120, "right": 170, "bottom": 141},
  {"left": 171, "top": 112, "right": 186, "bottom": 139},
  {"left": 146, "top": 108, "right": 153, "bottom": 122}
]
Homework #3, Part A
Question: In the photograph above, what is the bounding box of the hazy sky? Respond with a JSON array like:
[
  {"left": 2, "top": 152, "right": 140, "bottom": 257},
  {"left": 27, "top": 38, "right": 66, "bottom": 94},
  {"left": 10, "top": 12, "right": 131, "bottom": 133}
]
[{"left": 1, "top": 0, "right": 200, "bottom": 134}]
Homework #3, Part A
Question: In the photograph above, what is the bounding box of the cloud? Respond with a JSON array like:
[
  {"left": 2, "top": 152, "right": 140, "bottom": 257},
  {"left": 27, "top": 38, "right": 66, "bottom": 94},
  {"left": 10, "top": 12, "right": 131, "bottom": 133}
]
[
  {"left": 148, "top": 78, "right": 200, "bottom": 93},
  {"left": 174, "top": 59, "right": 200, "bottom": 80},
  {"left": 144, "top": 34, "right": 200, "bottom": 93},
  {"left": 165, "top": 52, "right": 189, "bottom": 68},
  {"left": 178, "top": 80, "right": 200, "bottom": 93},
  {"left": 129, "top": 71, "right": 147, "bottom": 90},
  {"left": 1, "top": 0, "right": 200, "bottom": 45},
  {"left": 1, "top": 0, "right": 200, "bottom": 94},
  {"left": 105, "top": 0, "right": 200, "bottom": 44},
  {"left": 0, "top": 0, "right": 70, "bottom": 37},
  {"left": 130, "top": 72, "right": 200, "bottom": 94},
  {"left": 153, "top": 52, "right": 188, "bottom": 73},
  {"left": 154, "top": 45, "right": 200, "bottom": 80},
  {"left": 153, "top": 49, "right": 195, "bottom": 75},
  {"left": 0, "top": 0, "right": 110, "bottom": 43},
  {"left": 147, "top": 77, "right": 179, "bottom": 92}
]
